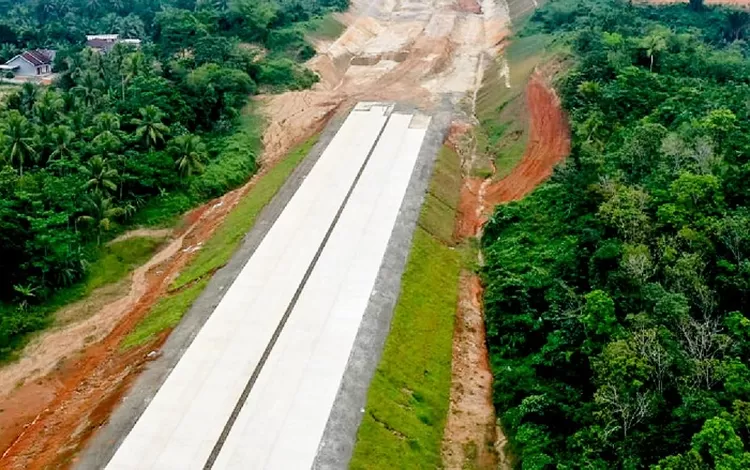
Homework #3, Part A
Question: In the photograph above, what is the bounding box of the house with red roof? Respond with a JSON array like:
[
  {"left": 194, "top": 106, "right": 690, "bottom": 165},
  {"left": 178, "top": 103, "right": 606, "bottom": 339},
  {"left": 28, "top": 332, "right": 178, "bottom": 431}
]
[{"left": 0, "top": 49, "right": 56, "bottom": 77}]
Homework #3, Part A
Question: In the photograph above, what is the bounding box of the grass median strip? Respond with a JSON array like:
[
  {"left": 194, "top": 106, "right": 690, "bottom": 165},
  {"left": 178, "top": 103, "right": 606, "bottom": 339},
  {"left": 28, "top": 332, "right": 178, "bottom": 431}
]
[
  {"left": 350, "top": 145, "right": 463, "bottom": 469},
  {"left": 121, "top": 135, "right": 319, "bottom": 350}
]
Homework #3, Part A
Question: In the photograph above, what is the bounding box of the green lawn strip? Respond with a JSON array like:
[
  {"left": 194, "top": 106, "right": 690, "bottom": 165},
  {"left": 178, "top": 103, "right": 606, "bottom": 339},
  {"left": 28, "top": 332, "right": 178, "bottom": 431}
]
[
  {"left": 350, "top": 228, "right": 461, "bottom": 469},
  {"left": 120, "top": 278, "right": 209, "bottom": 350},
  {"left": 350, "top": 145, "right": 464, "bottom": 469},
  {"left": 122, "top": 134, "right": 318, "bottom": 349},
  {"left": 0, "top": 236, "right": 166, "bottom": 360},
  {"left": 419, "top": 146, "right": 462, "bottom": 245}
]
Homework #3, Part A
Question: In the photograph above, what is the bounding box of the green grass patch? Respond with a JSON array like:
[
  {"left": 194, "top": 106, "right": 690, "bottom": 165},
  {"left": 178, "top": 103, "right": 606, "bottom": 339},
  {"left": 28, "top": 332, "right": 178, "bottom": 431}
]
[
  {"left": 122, "top": 135, "right": 318, "bottom": 349},
  {"left": 0, "top": 83, "right": 19, "bottom": 103},
  {"left": 350, "top": 144, "right": 464, "bottom": 469},
  {"left": 350, "top": 227, "right": 462, "bottom": 469},
  {"left": 304, "top": 15, "right": 347, "bottom": 41},
  {"left": 121, "top": 278, "right": 209, "bottom": 349},
  {"left": 172, "top": 134, "right": 318, "bottom": 290},
  {"left": 85, "top": 237, "right": 166, "bottom": 294},
  {"left": 419, "top": 146, "right": 462, "bottom": 245},
  {"left": 32, "top": 235, "right": 165, "bottom": 309}
]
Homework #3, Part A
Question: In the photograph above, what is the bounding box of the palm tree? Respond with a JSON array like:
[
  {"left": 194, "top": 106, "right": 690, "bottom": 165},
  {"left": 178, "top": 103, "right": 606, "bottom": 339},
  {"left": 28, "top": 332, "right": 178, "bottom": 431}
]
[
  {"left": 81, "top": 155, "right": 118, "bottom": 195},
  {"left": 170, "top": 134, "right": 206, "bottom": 178},
  {"left": 92, "top": 113, "right": 127, "bottom": 196},
  {"left": 132, "top": 105, "right": 169, "bottom": 148},
  {"left": 108, "top": 0, "right": 124, "bottom": 12},
  {"left": 72, "top": 70, "right": 104, "bottom": 107},
  {"left": 50, "top": 0, "right": 72, "bottom": 18},
  {"left": 34, "top": 90, "right": 64, "bottom": 125},
  {"left": 2, "top": 111, "right": 37, "bottom": 176},
  {"left": 47, "top": 125, "right": 76, "bottom": 172},
  {"left": 77, "top": 192, "right": 126, "bottom": 245},
  {"left": 641, "top": 31, "right": 667, "bottom": 72},
  {"left": 85, "top": 0, "right": 102, "bottom": 16},
  {"left": 18, "top": 82, "right": 38, "bottom": 116},
  {"left": 92, "top": 112, "right": 122, "bottom": 150},
  {"left": 65, "top": 54, "right": 87, "bottom": 82},
  {"left": 94, "top": 112, "right": 120, "bottom": 134},
  {"left": 67, "top": 109, "right": 90, "bottom": 135},
  {"left": 120, "top": 52, "right": 146, "bottom": 99}
]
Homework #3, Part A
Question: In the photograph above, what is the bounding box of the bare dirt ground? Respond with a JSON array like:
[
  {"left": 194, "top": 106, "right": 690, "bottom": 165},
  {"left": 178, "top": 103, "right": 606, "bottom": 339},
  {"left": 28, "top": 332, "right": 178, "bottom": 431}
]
[
  {"left": 443, "top": 273, "right": 503, "bottom": 469},
  {"left": 263, "top": 0, "right": 512, "bottom": 155},
  {"left": 454, "top": 71, "right": 570, "bottom": 238},
  {"left": 0, "top": 0, "right": 515, "bottom": 468},
  {"left": 482, "top": 73, "right": 569, "bottom": 204}
]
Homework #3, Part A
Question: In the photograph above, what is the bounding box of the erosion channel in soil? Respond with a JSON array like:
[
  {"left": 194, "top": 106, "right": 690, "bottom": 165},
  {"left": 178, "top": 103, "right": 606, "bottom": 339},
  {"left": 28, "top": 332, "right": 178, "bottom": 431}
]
[
  {"left": 0, "top": 0, "right": 514, "bottom": 467},
  {"left": 443, "top": 71, "right": 570, "bottom": 469}
]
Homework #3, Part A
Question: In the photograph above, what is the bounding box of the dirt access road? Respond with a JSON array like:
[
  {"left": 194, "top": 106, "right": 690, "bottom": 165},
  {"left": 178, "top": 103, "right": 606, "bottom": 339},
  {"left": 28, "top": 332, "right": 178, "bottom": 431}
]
[{"left": 0, "top": 0, "right": 515, "bottom": 468}]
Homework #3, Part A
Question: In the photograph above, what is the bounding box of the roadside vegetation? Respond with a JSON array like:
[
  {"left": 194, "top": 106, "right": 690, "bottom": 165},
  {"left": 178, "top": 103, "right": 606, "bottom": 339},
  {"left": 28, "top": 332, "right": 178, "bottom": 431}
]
[
  {"left": 0, "top": 234, "right": 166, "bottom": 357},
  {"left": 351, "top": 146, "right": 465, "bottom": 468},
  {"left": 122, "top": 134, "right": 317, "bottom": 349},
  {"left": 482, "top": 0, "right": 750, "bottom": 467},
  {"left": 0, "top": 0, "right": 348, "bottom": 358}
]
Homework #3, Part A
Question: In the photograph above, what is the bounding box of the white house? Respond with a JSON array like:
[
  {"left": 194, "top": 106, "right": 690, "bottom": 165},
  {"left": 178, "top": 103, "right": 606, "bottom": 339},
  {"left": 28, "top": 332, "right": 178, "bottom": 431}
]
[
  {"left": 0, "top": 49, "right": 56, "bottom": 77},
  {"left": 86, "top": 34, "right": 141, "bottom": 53}
]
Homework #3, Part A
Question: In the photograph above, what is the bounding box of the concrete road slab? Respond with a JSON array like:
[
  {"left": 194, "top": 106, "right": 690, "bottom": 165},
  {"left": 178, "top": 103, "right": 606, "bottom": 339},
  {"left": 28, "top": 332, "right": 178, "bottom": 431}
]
[
  {"left": 105, "top": 105, "right": 391, "bottom": 470},
  {"left": 211, "top": 114, "right": 429, "bottom": 469},
  {"left": 101, "top": 103, "right": 433, "bottom": 470}
]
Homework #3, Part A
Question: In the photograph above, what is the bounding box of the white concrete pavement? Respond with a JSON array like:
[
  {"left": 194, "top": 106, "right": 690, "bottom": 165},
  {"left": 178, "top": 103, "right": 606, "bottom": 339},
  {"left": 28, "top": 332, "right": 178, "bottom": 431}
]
[{"left": 104, "top": 103, "right": 430, "bottom": 470}]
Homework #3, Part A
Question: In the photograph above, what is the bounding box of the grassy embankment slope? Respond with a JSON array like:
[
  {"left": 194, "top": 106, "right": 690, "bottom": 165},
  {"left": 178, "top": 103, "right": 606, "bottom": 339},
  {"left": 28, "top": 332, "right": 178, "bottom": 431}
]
[
  {"left": 475, "top": 34, "right": 552, "bottom": 179},
  {"left": 350, "top": 146, "right": 464, "bottom": 468}
]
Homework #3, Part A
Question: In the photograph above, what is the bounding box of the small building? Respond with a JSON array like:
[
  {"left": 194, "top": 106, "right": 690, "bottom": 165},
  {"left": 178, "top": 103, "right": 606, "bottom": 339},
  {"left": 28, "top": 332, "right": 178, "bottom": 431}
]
[
  {"left": 86, "top": 34, "right": 141, "bottom": 53},
  {"left": 0, "top": 49, "right": 56, "bottom": 77}
]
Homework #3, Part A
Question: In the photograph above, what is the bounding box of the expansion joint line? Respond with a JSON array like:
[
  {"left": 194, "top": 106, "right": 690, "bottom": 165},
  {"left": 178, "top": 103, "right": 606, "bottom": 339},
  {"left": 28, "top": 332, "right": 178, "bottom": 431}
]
[{"left": 203, "top": 109, "right": 394, "bottom": 469}]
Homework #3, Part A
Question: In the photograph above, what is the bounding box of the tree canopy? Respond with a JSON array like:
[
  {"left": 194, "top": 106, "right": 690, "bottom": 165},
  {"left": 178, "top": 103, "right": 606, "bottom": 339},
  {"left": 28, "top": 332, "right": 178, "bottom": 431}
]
[
  {"left": 483, "top": 0, "right": 750, "bottom": 468},
  {"left": 0, "top": 0, "right": 347, "bottom": 355}
]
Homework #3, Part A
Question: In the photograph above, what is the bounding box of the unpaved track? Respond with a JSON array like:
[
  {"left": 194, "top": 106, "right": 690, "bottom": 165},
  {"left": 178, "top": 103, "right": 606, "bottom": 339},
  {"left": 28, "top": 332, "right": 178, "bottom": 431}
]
[
  {"left": 443, "top": 273, "right": 500, "bottom": 469},
  {"left": 0, "top": 0, "right": 510, "bottom": 468},
  {"left": 264, "top": 0, "right": 511, "bottom": 155}
]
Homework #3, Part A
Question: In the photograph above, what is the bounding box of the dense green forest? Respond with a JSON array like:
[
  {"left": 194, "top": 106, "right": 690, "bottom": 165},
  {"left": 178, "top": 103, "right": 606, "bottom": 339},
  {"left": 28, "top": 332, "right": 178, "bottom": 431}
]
[
  {"left": 0, "top": 0, "right": 346, "bottom": 354},
  {"left": 483, "top": 0, "right": 750, "bottom": 468}
]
